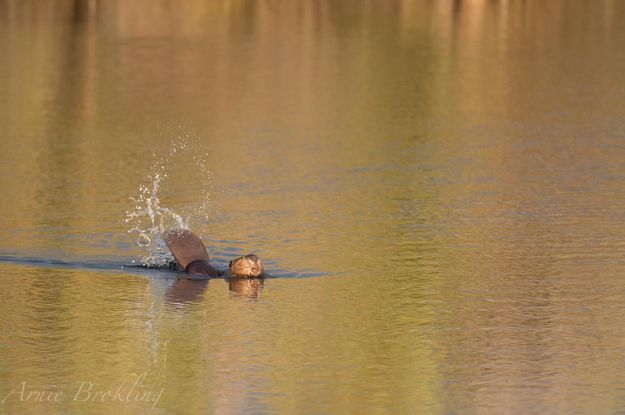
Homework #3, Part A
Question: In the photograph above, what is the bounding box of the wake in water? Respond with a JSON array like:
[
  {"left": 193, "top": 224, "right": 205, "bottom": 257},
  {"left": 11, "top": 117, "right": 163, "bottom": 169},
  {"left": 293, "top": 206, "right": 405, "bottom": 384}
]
[{"left": 125, "top": 138, "right": 213, "bottom": 267}]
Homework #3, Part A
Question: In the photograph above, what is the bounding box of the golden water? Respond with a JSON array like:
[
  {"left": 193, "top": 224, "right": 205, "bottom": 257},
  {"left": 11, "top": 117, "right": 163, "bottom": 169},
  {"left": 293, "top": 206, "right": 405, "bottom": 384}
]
[{"left": 1, "top": 1, "right": 625, "bottom": 413}]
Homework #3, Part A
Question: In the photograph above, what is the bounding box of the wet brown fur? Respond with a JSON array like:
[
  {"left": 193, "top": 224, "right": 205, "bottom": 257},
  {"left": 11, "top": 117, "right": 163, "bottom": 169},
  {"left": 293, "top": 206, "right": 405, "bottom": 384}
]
[{"left": 229, "top": 254, "right": 264, "bottom": 278}]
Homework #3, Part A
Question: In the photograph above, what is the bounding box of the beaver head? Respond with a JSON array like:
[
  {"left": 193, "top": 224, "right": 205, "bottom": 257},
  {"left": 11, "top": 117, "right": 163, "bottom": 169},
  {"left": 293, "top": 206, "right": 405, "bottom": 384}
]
[{"left": 229, "top": 254, "right": 264, "bottom": 278}]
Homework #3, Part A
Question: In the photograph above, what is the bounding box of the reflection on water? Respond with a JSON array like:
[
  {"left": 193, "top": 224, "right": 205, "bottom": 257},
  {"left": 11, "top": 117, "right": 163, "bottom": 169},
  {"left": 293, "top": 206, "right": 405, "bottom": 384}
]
[
  {"left": 2, "top": 0, "right": 625, "bottom": 413},
  {"left": 228, "top": 278, "right": 264, "bottom": 299},
  {"left": 165, "top": 278, "right": 209, "bottom": 305},
  {"left": 163, "top": 277, "right": 263, "bottom": 304}
]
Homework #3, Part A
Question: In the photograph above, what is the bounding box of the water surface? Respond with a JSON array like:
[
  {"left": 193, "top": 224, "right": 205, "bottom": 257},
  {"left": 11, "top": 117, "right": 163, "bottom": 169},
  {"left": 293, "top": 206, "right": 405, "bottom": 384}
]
[{"left": 1, "top": 1, "right": 625, "bottom": 414}]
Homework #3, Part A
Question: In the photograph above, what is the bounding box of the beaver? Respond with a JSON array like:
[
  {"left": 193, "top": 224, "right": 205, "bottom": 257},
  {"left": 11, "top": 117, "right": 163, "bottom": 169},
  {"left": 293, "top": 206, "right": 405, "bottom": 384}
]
[
  {"left": 163, "top": 229, "right": 264, "bottom": 278},
  {"left": 229, "top": 254, "right": 264, "bottom": 278}
]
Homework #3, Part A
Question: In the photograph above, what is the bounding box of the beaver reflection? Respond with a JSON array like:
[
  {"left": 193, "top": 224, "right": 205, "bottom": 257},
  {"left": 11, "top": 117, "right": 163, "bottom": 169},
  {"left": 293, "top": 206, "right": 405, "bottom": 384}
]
[
  {"left": 165, "top": 277, "right": 264, "bottom": 303},
  {"left": 228, "top": 278, "right": 264, "bottom": 299},
  {"left": 166, "top": 278, "right": 209, "bottom": 304}
]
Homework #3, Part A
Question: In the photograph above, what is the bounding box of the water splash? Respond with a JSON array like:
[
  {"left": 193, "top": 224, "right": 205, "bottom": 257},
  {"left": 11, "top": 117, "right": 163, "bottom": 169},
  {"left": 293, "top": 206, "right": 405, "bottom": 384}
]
[{"left": 125, "top": 137, "right": 213, "bottom": 267}]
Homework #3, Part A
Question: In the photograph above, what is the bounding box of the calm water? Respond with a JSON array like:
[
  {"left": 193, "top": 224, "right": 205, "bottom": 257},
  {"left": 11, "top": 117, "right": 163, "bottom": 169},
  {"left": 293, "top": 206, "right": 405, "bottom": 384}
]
[{"left": 2, "top": 1, "right": 625, "bottom": 414}]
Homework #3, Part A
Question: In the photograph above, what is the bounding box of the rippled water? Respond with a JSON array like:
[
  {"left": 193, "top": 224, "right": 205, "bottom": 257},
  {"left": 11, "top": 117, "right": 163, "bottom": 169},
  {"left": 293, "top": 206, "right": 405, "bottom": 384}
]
[{"left": 2, "top": 1, "right": 625, "bottom": 414}]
